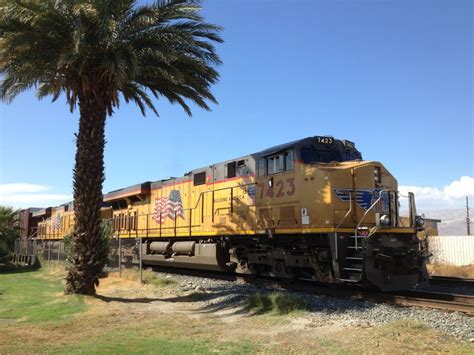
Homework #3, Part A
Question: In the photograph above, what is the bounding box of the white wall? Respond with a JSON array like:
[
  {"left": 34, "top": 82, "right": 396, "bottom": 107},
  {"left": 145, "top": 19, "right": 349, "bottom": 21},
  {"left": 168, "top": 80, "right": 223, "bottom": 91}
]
[{"left": 428, "top": 235, "right": 474, "bottom": 266}]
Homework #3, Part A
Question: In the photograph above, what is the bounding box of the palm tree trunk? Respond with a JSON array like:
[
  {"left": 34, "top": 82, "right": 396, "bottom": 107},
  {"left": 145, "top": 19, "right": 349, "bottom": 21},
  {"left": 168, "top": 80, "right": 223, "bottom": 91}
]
[{"left": 65, "top": 95, "right": 107, "bottom": 295}]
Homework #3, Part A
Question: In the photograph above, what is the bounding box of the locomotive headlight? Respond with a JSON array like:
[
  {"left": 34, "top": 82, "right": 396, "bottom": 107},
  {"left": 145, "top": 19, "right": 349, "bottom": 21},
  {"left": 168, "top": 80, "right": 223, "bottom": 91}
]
[
  {"left": 380, "top": 214, "right": 391, "bottom": 226},
  {"left": 415, "top": 216, "right": 425, "bottom": 230},
  {"left": 374, "top": 166, "right": 382, "bottom": 184}
]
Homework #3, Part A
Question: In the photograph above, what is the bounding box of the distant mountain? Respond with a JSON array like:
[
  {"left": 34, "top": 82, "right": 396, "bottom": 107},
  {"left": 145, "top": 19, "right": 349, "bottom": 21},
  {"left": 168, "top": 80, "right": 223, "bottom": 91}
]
[{"left": 419, "top": 208, "right": 471, "bottom": 236}]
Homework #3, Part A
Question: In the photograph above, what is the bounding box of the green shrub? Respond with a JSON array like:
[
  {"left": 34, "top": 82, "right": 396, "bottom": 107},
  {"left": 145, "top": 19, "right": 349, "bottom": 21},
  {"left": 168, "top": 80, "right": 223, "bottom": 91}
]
[
  {"left": 0, "top": 206, "right": 21, "bottom": 257},
  {"left": 64, "top": 220, "right": 113, "bottom": 268},
  {"left": 141, "top": 269, "right": 177, "bottom": 287},
  {"left": 245, "top": 292, "right": 308, "bottom": 315}
]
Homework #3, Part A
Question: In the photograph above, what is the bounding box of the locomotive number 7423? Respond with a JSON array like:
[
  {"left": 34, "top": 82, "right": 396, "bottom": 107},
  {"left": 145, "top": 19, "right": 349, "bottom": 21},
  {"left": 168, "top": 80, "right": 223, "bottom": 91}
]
[{"left": 258, "top": 178, "right": 295, "bottom": 199}]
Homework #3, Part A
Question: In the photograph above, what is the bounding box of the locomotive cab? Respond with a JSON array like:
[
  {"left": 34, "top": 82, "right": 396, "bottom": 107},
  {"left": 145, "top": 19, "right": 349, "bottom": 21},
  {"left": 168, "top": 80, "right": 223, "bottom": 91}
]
[{"left": 287, "top": 136, "right": 428, "bottom": 291}]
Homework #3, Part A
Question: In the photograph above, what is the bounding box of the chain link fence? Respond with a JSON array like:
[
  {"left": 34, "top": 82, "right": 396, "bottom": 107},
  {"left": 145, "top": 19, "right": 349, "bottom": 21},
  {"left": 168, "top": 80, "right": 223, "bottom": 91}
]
[
  {"left": 107, "top": 237, "right": 142, "bottom": 272},
  {"left": 12, "top": 237, "right": 142, "bottom": 273},
  {"left": 12, "top": 238, "right": 65, "bottom": 266}
]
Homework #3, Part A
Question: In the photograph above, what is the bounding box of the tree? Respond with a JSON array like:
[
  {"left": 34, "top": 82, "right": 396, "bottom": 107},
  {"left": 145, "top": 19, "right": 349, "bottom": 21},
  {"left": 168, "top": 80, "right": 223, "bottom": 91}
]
[
  {"left": 0, "top": 0, "right": 222, "bottom": 294},
  {"left": 0, "top": 206, "right": 21, "bottom": 257}
]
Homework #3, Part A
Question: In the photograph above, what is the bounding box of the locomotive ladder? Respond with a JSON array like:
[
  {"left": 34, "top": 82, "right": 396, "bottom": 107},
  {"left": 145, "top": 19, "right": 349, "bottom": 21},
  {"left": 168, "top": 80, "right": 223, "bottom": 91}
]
[
  {"left": 334, "top": 194, "right": 364, "bottom": 283},
  {"left": 337, "top": 190, "right": 389, "bottom": 283},
  {"left": 338, "top": 229, "right": 366, "bottom": 283}
]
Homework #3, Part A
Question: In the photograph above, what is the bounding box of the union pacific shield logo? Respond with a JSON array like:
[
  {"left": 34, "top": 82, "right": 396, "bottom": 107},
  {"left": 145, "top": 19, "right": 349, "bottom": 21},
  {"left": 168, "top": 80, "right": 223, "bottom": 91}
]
[{"left": 333, "top": 188, "right": 389, "bottom": 212}]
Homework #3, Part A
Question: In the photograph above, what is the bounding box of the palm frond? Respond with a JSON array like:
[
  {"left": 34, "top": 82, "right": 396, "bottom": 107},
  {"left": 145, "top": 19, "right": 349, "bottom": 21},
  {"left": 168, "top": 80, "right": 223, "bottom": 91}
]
[{"left": 0, "top": 0, "right": 222, "bottom": 117}]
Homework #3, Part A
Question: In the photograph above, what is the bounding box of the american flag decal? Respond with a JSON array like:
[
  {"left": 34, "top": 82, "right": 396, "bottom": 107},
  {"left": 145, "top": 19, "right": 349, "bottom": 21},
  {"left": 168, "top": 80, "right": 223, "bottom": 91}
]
[
  {"left": 153, "top": 190, "right": 186, "bottom": 224},
  {"left": 51, "top": 214, "right": 62, "bottom": 231}
]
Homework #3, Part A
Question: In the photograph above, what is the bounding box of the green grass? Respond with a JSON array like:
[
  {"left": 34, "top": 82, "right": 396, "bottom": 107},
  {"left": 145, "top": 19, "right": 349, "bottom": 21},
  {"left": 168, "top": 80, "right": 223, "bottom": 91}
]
[
  {"left": 245, "top": 292, "right": 308, "bottom": 315},
  {"left": 2, "top": 268, "right": 471, "bottom": 355},
  {"left": 0, "top": 268, "right": 259, "bottom": 354},
  {"left": 41, "top": 328, "right": 257, "bottom": 354},
  {"left": 141, "top": 269, "right": 177, "bottom": 288},
  {"left": 1, "top": 316, "right": 258, "bottom": 354},
  {"left": 0, "top": 267, "right": 86, "bottom": 323}
]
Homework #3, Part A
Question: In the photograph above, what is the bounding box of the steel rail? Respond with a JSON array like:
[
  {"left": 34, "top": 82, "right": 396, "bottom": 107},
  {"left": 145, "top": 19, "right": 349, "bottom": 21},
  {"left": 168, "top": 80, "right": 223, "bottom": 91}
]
[
  {"left": 429, "top": 276, "right": 474, "bottom": 288},
  {"left": 288, "top": 280, "right": 474, "bottom": 316},
  {"left": 390, "top": 290, "right": 474, "bottom": 315}
]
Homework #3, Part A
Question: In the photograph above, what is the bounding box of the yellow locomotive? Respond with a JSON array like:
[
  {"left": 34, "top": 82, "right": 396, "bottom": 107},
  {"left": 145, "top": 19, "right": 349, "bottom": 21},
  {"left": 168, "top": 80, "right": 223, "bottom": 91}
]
[
  {"left": 36, "top": 202, "right": 112, "bottom": 240},
  {"left": 35, "top": 136, "right": 427, "bottom": 291}
]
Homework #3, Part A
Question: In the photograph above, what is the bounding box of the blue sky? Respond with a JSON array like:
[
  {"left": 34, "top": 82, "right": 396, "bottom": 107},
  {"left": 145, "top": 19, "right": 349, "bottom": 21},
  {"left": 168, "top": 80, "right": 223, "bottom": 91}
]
[{"left": 0, "top": 0, "right": 472, "bottom": 209}]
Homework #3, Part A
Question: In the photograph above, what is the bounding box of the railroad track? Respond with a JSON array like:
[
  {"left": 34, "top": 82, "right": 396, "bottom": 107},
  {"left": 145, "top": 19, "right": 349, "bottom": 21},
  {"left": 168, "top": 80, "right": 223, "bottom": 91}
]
[
  {"left": 388, "top": 290, "right": 474, "bottom": 315},
  {"left": 276, "top": 280, "right": 474, "bottom": 316},
  {"left": 134, "top": 265, "right": 474, "bottom": 316},
  {"left": 429, "top": 276, "right": 474, "bottom": 289}
]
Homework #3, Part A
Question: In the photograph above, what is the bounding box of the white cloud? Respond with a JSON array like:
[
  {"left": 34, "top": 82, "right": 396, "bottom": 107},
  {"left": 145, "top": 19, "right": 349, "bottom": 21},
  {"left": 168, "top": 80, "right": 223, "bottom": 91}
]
[
  {"left": 443, "top": 176, "right": 474, "bottom": 199},
  {"left": 400, "top": 176, "right": 474, "bottom": 210},
  {"left": 0, "top": 194, "right": 73, "bottom": 209},
  {"left": 0, "top": 183, "right": 71, "bottom": 209},
  {"left": 0, "top": 183, "right": 50, "bottom": 194}
]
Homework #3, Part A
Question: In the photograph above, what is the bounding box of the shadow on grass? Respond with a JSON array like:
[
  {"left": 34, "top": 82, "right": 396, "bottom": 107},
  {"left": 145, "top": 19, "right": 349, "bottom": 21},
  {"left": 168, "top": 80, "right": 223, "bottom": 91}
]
[
  {"left": 93, "top": 294, "right": 163, "bottom": 304},
  {"left": 167, "top": 285, "right": 379, "bottom": 317},
  {"left": 93, "top": 290, "right": 220, "bottom": 304},
  {"left": 94, "top": 279, "right": 379, "bottom": 318},
  {"left": 0, "top": 262, "right": 41, "bottom": 274},
  {"left": 94, "top": 284, "right": 378, "bottom": 321},
  {"left": 90, "top": 269, "right": 380, "bottom": 318}
]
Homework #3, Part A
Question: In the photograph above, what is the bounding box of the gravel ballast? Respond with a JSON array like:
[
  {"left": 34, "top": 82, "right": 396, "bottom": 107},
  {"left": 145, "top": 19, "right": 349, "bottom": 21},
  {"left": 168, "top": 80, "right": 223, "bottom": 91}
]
[{"left": 150, "top": 270, "right": 474, "bottom": 341}]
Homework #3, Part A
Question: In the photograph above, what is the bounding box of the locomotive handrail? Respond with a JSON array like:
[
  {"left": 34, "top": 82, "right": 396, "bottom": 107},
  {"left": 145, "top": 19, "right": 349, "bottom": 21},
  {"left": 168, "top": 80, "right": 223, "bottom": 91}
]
[
  {"left": 28, "top": 227, "right": 38, "bottom": 239},
  {"left": 334, "top": 193, "right": 352, "bottom": 261},
  {"left": 397, "top": 191, "right": 417, "bottom": 228},
  {"left": 354, "top": 189, "right": 389, "bottom": 250},
  {"left": 190, "top": 181, "right": 257, "bottom": 211},
  {"left": 35, "top": 181, "right": 259, "bottom": 240}
]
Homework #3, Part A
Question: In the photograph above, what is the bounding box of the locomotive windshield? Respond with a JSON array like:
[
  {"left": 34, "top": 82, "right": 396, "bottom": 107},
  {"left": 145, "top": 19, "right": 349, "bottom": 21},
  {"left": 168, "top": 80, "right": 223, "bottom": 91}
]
[
  {"left": 300, "top": 143, "right": 362, "bottom": 164},
  {"left": 255, "top": 136, "right": 363, "bottom": 172},
  {"left": 301, "top": 148, "right": 342, "bottom": 163},
  {"left": 344, "top": 148, "right": 362, "bottom": 161}
]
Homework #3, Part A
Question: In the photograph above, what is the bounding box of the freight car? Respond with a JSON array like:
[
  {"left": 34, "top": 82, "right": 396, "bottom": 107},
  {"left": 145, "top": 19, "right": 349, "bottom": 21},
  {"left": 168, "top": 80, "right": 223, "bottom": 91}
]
[{"left": 31, "top": 136, "right": 428, "bottom": 291}]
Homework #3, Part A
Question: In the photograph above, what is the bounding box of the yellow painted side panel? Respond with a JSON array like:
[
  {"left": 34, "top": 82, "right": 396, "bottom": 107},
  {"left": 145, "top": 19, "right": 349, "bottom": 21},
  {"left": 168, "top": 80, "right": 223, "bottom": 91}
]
[
  {"left": 110, "top": 161, "right": 404, "bottom": 239},
  {"left": 38, "top": 160, "right": 409, "bottom": 241},
  {"left": 37, "top": 207, "right": 112, "bottom": 240}
]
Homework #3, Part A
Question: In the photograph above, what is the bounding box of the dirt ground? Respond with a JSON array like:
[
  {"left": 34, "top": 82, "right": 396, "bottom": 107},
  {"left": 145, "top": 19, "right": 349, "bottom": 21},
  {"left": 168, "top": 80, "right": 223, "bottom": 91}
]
[
  {"left": 1, "top": 268, "right": 473, "bottom": 354},
  {"left": 427, "top": 263, "right": 474, "bottom": 278}
]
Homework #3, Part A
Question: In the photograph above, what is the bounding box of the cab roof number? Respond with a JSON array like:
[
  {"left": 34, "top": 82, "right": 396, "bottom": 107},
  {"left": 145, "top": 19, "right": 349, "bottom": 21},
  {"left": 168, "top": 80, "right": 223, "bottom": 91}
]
[{"left": 315, "top": 136, "right": 333, "bottom": 144}]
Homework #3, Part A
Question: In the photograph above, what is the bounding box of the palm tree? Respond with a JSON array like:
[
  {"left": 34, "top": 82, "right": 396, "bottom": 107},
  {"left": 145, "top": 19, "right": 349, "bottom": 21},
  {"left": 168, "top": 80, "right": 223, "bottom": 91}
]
[{"left": 0, "top": 0, "right": 222, "bottom": 295}]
